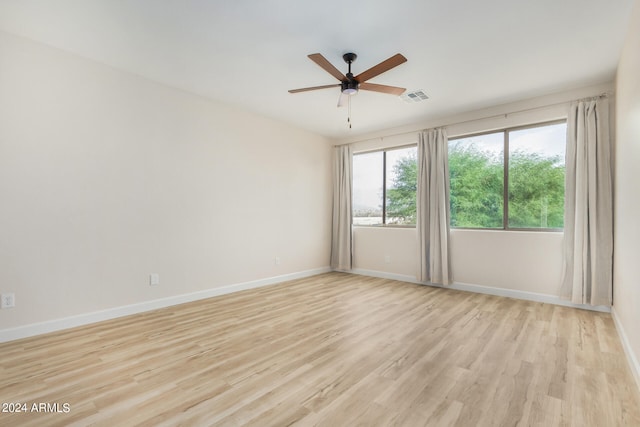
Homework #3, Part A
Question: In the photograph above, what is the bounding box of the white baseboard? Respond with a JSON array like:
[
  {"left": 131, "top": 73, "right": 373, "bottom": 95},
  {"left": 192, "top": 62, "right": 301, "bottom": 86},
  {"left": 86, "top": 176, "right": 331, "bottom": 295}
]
[
  {"left": 611, "top": 307, "right": 640, "bottom": 391},
  {"left": 350, "top": 268, "right": 611, "bottom": 313},
  {"left": 0, "top": 267, "right": 331, "bottom": 343}
]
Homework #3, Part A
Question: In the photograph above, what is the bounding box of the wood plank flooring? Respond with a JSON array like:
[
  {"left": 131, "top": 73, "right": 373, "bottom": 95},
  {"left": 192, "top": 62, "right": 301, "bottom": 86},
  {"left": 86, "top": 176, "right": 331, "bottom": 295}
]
[{"left": 1, "top": 272, "right": 639, "bottom": 426}]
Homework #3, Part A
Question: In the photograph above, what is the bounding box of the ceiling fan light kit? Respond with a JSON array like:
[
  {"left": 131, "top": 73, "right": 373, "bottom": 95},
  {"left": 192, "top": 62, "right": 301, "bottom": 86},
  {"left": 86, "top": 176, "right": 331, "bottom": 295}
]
[{"left": 289, "top": 51, "right": 408, "bottom": 128}]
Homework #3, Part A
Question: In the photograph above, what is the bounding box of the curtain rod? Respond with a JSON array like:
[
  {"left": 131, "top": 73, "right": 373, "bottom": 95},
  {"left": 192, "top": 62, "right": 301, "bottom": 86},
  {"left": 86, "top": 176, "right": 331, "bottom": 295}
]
[
  {"left": 433, "top": 92, "right": 610, "bottom": 130},
  {"left": 336, "top": 91, "right": 611, "bottom": 147}
]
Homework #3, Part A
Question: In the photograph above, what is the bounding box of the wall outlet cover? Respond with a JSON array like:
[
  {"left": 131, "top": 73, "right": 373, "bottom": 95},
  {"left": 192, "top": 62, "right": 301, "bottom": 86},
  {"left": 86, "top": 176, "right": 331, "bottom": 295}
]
[
  {"left": 149, "top": 274, "right": 160, "bottom": 286},
  {"left": 1, "top": 293, "right": 15, "bottom": 309}
]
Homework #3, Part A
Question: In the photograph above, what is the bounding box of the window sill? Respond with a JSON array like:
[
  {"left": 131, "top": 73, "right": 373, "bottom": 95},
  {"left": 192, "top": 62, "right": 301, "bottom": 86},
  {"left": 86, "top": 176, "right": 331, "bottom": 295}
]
[{"left": 352, "top": 224, "right": 416, "bottom": 229}]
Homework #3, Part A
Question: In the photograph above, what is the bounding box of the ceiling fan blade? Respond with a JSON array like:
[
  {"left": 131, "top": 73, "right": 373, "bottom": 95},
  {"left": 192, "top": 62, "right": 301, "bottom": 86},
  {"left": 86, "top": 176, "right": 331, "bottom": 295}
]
[
  {"left": 308, "top": 53, "right": 347, "bottom": 81},
  {"left": 359, "top": 82, "right": 406, "bottom": 96},
  {"left": 337, "top": 92, "right": 348, "bottom": 108},
  {"left": 288, "top": 84, "right": 340, "bottom": 94},
  {"left": 355, "top": 53, "right": 407, "bottom": 83}
]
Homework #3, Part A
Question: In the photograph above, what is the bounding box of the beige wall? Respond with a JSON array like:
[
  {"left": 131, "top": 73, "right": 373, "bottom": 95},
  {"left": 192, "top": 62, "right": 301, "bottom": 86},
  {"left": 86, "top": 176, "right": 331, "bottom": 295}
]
[
  {"left": 0, "top": 31, "right": 332, "bottom": 331},
  {"left": 613, "top": 0, "right": 640, "bottom": 385},
  {"left": 353, "top": 227, "right": 563, "bottom": 296}
]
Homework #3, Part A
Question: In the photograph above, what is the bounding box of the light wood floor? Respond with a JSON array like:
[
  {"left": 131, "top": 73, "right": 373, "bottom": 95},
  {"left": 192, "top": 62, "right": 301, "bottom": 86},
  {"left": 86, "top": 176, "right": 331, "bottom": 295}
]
[{"left": 1, "top": 272, "right": 639, "bottom": 426}]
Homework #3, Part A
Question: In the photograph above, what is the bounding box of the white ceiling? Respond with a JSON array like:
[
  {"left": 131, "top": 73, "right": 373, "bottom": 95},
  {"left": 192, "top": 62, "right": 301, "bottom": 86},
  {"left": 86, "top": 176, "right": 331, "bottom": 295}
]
[{"left": 0, "top": 0, "right": 633, "bottom": 140}]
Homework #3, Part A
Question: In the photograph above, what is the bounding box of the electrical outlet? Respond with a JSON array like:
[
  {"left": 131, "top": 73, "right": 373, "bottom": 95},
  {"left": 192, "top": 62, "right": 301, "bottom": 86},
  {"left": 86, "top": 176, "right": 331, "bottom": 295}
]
[
  {"left": 384, "top": 255, "right": 391, "bottom": 264},
  {"left": 1, "top": 293, "right": 15, "bottom": 309},
  {"left": 149, "top": 273, "right": 160, "bottom": 286},
  {"left": 274, "top": 257, "right": 281, "bottom": 265}
]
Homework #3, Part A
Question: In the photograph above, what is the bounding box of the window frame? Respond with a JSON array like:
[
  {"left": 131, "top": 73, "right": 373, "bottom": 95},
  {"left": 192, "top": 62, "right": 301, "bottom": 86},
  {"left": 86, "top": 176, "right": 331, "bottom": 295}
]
[
  {"left": 352, "top": 144, "right": 418, "bottom": 228},
  {"left": 449, "top": 119, "right": 567, "bottom": 232}
]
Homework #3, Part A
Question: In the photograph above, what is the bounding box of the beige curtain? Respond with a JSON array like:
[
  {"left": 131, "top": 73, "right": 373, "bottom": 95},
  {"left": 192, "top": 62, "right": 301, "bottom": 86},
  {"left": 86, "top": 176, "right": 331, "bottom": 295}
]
[
  {"left": 417, "top": 128, "right": 452, "bottom": 284},
  {"left": 561, "top": 98, "right": 613, "bottom": 306},
  {"left": 330, "top": 145, "right": 353, "bottom": 271}
]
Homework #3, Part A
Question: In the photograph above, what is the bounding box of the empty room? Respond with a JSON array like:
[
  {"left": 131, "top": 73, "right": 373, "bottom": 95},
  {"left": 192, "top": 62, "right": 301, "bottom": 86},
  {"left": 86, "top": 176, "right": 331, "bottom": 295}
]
[{"left": 1, "top": 1, "right": 640, "bottom": 426}]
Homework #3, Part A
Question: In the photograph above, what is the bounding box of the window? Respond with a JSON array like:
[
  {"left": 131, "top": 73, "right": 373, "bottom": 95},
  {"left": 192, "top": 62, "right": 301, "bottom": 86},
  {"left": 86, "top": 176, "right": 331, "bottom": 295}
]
[
  {"left": 449, "top": 121, "right": 566, "bottom": 230},
  {"left": 353, "top": 146, "right": 417, "bottom": 226}
]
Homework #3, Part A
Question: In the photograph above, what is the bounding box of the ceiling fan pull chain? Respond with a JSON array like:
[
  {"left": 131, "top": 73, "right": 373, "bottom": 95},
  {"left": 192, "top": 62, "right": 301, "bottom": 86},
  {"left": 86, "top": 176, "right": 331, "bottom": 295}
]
[{"left": 348, "top": 95, "right": 352, "bottom": 129}]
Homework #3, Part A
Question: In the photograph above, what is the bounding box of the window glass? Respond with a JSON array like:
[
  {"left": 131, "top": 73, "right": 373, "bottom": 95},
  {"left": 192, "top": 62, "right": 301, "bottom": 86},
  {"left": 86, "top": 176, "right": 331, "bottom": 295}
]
[
  {"left": 449, "top": 132, "right": 504, "bottom": 228},
  {"left": 385, "top": 146, "right": 418, "bottom": 225},
  {"left": 353, "top": 151, "right": 383, "bottom": 225},
  {"left": 508, "top": 123, "right": 566, "bottom": 229}
]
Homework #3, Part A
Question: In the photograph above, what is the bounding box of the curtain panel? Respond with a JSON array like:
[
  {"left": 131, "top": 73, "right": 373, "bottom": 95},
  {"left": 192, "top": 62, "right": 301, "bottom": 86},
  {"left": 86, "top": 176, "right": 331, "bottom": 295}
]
[
  {"left": 330, "top": 145, "right": 353, "bottom": 271},
  {"left": 561, "top": 98, "right": 613, "bottom": 306},
  {"left": 417, "top": 128, "right": 452, "bottom": 285}
]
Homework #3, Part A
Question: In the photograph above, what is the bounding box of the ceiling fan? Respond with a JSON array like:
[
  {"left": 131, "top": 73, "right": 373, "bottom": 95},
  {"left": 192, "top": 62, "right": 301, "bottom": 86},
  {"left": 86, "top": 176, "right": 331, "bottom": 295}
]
[{"left": 289, "top": 52, "right": 408, "bottom": 108}]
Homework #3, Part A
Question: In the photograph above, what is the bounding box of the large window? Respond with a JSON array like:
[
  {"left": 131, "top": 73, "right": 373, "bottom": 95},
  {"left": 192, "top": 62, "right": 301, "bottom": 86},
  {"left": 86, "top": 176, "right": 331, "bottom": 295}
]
[
  {"left": 449, "top": 121, "right": 566, "bottom": 230},
  {"left": 353, "top": 146, "right": 417, "bottom": 226}
]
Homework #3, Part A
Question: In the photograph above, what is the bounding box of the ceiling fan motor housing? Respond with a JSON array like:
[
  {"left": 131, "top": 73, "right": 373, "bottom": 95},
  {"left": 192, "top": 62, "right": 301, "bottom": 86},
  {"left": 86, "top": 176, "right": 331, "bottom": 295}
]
[{"left": 341, "top": 79, "right": 359, "bottom": 95}]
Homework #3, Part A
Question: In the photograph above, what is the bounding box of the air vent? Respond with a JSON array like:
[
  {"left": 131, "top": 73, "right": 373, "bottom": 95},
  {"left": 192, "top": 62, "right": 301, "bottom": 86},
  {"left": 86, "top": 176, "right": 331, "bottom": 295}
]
[{"left": 401, "top": 90, "right": 429, "bottom": 103}]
